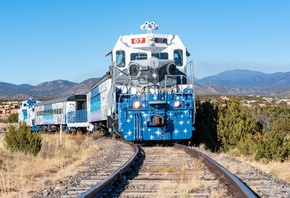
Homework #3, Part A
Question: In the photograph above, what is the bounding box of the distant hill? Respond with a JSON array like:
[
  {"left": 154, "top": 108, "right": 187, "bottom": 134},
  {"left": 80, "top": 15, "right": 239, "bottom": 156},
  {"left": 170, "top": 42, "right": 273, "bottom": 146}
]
[
  {"left": 0, "top": 78, "right": 99, "bottom": 100},
  {"left": 1, "top": 69, "right": 290, "bottom": 100},
  {"left": 0, "top": 82, "right": 33, "bottom": 89},
  {"left": 196, "top": 69, "right": 290, "bottom": 89},
  {"left": 194, "top": 82, "right": 290, "bottom": 96}
]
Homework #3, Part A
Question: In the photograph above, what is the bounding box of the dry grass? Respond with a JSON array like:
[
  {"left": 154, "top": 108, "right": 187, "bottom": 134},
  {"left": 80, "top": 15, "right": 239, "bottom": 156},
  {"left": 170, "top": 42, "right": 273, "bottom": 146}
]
[
  {"left": 198, "top": 145, "right": 290, "bottom": 184},
  {"left": 219, "top": 148, "right": 290, "bottom": 183},
  {"left": 0, "top": 132, "right": 103, "bottom": 198},
  {"left": 235, "top": 156, "right": 290, "bottom": 183}
]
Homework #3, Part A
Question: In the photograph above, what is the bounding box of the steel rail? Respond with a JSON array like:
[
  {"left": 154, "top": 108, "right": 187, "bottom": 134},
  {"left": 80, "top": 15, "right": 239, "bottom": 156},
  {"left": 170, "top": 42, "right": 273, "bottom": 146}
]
[
  {"left": 174, "top": 143, "right": 257, "bottom": 198},
  {"left": 78, "top": 143, "right": 140, "bottom": 198}
]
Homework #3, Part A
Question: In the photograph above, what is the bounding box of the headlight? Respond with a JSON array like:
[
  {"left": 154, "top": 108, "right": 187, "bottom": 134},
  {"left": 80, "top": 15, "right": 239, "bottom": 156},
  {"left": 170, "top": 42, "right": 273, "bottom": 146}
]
[
  {"left": 148, "top": 34, "right": 154, "bottom": 45},
  {"left": 148, "top": 40, "right": 155, "bottom": 45},
  {"left": 174, "top": 101, "right": 181, "bottom": 108},
  {"left": 133, "top": 100, "right": 142, "bottom": 109}
]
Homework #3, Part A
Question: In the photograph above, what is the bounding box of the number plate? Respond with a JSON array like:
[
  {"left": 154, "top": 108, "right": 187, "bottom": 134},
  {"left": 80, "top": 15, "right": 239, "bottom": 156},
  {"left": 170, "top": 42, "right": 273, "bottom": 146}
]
[{"left": 131, "top": 38, "right": 146, "bottom": 44}]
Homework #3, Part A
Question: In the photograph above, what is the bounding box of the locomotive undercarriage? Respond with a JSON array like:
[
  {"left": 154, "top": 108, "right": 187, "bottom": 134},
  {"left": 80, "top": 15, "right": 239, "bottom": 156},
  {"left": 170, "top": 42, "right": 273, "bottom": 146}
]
[{"left": 36, "top": 124, "right": 88, "bottom": 134}]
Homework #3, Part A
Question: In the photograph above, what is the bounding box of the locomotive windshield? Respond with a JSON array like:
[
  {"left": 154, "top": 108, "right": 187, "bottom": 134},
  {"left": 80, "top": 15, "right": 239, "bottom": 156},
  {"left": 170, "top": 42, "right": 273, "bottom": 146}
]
[
  {"left": 151, "top": 52, "right": 168, "bottom": 59},
  {"left": 130, "top": 53, "right": 147, "bottom": 61}
]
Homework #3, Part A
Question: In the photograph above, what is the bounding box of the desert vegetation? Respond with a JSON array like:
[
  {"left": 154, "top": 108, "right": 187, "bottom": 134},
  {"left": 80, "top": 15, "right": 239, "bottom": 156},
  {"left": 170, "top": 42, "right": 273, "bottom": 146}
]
[
  {"left": 193, "top": 96, "right": 290, "bottom": 182},
  {"left": 0, "top": 125, "right": 104, "bottom": 198},
  {"left": 0, "top": 95, "right": 289, "bottom": 197},
  {"left": 194, "top": 97, "right": 290, "bottom": 162}
]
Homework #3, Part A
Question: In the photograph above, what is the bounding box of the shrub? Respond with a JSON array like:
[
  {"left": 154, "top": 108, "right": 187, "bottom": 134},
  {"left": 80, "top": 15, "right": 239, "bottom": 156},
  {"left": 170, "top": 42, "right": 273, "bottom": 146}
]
[
  {"left": 217, "top": 99, "right": 261, "bottom": 152},
  {"left": 3, "top": 122, "right": 42, "bottom": 155},
  {"left": 193, "top": 99, "right": 220, "bottom": 151},
  {"left": 7, "top": 113, "right": 18, "bottom": 123}
]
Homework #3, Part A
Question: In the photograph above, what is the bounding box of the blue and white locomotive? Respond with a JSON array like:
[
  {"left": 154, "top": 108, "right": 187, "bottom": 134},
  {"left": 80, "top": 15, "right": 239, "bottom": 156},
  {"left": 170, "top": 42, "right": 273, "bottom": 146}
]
[
  {"left": 18, "top": 22, "right": 196, "bottom": 141},
  {"left": 88, "top": 22, "right": 196, "bottom": 141}
]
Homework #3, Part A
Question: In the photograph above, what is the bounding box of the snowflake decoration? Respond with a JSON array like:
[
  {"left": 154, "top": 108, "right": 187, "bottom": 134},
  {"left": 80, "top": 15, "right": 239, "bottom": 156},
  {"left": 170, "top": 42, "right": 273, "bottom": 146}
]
[
  {"left": 174, "top": 129, "right": 179, "bottom": 135},
  {"left": 155, "top": 129, "right": 162, "bottom": 137},
  {"left": 127, "top": 130, "right": 132, "bottom": 136},
  {"left": 179, "top": 121, "right": 184, "bottom": 126}
]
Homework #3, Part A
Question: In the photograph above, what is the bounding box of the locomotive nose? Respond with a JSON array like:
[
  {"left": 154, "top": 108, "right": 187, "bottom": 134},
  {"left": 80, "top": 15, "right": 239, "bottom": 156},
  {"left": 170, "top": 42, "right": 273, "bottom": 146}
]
[{"left": 128, "top": 59, "right": 177, "bottom": 83}]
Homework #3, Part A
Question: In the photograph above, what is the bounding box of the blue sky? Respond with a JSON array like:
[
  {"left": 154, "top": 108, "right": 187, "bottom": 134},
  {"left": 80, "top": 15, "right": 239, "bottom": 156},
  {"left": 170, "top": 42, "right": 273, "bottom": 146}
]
[{"left": 0, "top": 0, "right": 289, "bottom": 85}]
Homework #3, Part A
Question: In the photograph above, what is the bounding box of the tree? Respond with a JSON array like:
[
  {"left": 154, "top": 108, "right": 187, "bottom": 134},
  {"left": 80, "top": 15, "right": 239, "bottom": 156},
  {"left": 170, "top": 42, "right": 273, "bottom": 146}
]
[
  {"left": 217, "top": 99, "right": 261, "bottom": 152},
  {"left": 192, "top": 99, "right": 220, "bottom": 151}
]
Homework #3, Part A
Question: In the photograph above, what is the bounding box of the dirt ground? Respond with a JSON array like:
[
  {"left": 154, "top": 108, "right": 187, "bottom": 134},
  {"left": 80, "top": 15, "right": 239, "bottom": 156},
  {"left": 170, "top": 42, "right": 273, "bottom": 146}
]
[{"left": 0, "top": 132, "right": 4, "bottom": 148}]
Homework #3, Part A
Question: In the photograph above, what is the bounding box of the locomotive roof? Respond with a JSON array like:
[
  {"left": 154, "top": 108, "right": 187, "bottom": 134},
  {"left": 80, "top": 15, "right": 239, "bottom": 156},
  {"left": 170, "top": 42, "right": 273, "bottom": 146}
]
[
  {"left": 35, "top": 94, "right": 86, "bottom": 106},
  {"left": 90, "top": 71, "right": 111, "bottom": 91}
]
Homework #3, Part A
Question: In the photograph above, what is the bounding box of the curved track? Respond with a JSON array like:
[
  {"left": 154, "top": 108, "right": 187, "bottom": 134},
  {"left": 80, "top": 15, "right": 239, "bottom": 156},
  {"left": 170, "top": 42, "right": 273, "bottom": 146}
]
[
  {"left": 78, "top": 142, "right": 139, "bottom": 198},
  {"left": 174, "top": 144, "right": 257, "bottom": 198},
  {"left": 79, "top": 143, "right": 257, "bottom": 197},
  {"left": 32, "top": 140, "right": 289, "bottom": 197},
  {"left": 193, "top": 146, "right": 290, "bottom": 198}
]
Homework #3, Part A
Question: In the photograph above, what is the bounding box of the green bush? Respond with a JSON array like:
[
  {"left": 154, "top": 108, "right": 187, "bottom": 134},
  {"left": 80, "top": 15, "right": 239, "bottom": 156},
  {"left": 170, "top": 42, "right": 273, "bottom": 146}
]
[
  {"left": 217, "top": 100, "right": 290, "bottom": 162},
  {"left": 3, "top": 122, "right": 42, "bottom": 155},
  {"left": 217, "top": 99, "right": 261, "bottom": 152},
  {"left": 194, "top": 97, "right": 290, "bottom": 162},
  {"left": 193, "top": 99, "right": 220, "bottom": 151},
  {"left": 7, "top": 113, "right": 18, "bottom": 123}
]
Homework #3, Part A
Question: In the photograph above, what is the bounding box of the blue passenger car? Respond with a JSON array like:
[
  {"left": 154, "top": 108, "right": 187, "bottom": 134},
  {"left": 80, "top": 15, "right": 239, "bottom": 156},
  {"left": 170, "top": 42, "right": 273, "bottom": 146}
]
[{"left": 19, "top": 95, "right": 89, "bottom": 132}]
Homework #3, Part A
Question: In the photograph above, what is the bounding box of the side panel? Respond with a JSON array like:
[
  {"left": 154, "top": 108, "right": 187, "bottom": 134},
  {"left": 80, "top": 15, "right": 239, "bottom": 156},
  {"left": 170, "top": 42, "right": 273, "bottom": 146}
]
[
  {"left": 66, "top": 101, "right": 77, "bottom": 123},
  {"left": 66, "top": 101, "right": 88, "bottom": 128},
  {"left": 88, "top": 78, "right": 111, "bottom": 123},
  {"left": 52, "top": 102, "right": 66, "bottom": 124},
  {"left": 35, "top": 102, "right": 66, "bottom": 125}
]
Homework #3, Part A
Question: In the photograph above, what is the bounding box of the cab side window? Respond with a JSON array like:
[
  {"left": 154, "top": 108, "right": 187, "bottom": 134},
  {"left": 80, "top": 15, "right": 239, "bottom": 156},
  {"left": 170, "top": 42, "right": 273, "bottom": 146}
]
[
  {"left": 174, "top": 49, "right": 183, "bottom": 66},
  {"left": 116, "top": 50, "right": 125, "bottom": 67}
]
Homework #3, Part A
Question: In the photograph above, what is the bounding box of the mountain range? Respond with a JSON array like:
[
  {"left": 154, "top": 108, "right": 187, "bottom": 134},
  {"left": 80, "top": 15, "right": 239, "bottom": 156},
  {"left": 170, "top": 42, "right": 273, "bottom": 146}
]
[
  {"left": 196, "top": 69, "right": 290, "bottom": 89},
  {"left": 1, "top": 69, "right": 290, "bottom": 100},
  {"left": 0, "top": 78, "right": 99, "bottom": 100}
]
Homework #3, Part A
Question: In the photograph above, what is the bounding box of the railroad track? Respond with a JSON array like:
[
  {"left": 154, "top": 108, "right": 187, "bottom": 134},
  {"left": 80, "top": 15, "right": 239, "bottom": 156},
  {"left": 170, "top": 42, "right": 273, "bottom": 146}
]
[
  {"left": 31, "top": 139, "right": 137, "bottom": 198},
  {"left": 79, "top": 143, "right": 258, "bottom": 197},
  {"left": 193, "top": 146, "right": 290, "bottom": 198},
  {"left": 106, "top": 145, "right": 235, "bottom": 197},
  {"left": 33, "top": 140, "right": 290, "bottom": 197}
]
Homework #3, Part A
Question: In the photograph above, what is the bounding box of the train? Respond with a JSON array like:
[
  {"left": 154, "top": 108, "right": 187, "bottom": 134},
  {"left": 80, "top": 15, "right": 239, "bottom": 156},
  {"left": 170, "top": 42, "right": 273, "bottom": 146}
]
[
  {"left": 18, "top": 21, "right": 196, "bottom": 142},
  {"left": 18, "top": 95, "right": 88, "bottom": 133}
]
